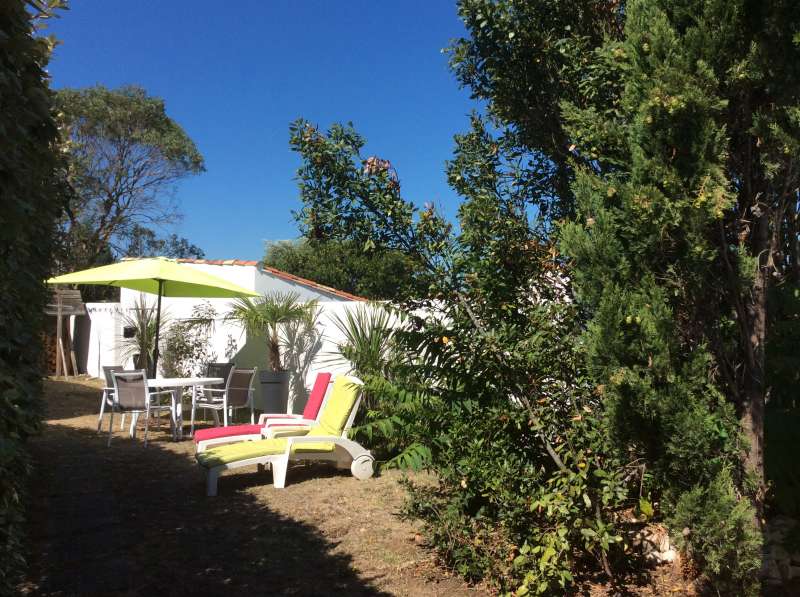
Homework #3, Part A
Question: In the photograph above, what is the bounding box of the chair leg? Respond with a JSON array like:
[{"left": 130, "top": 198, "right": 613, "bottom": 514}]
[
  {"left": 144, "top": 405, "right": 150, "bottom": 447},
  {"left": 250, "top": 405, "right": 254, "bottom": 424},
  {"left": 206, "top": 468, "right": 220, "bottom": 497},
  {"left": 272, "top": 456, "right": 288, "bottom": 489},
  {"left": 171, "top": 399, "right": 178, "bottom": 441},
  {"left": 120, "top": 413, "right": 127, "bottom": 431},
  {"left": 97, "top": 390, "right": 107, "bottom": 432},
  {"left": 223, "top": 403, "right": 228, "bottom": 427},
  {"left": 129, "top": 413, "right": 138, "bottom": 438},
  {"left": 190, "top": 389, "right": 197, "bottom": 437},
  {"left": 107, "top": 408, "right": 115, "bottom": 447}
]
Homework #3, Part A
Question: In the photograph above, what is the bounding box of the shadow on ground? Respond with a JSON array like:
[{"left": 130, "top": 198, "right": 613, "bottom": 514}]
[{"left": 23, "top": 382, "right": 390, "bottom": 596}]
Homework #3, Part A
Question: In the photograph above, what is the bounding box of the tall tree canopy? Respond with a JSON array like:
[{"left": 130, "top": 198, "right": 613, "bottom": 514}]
[
  {"left": 55, "top": 85, "right": 205, "bottom": 271},
  {"left": 124, "top": 224, "right": 204, "bottom": 260},
  {"left": 264, "top": 239, "right": 414, "bottom": 300}
]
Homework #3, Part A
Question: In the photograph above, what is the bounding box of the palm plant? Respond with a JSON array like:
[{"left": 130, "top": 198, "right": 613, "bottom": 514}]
[
  {"left": 227, "top": 291, "right": 317, "bottom": 371},
  {"left": 119, "top": 294, "right": 168, "bottom": 372},
  {"left": 326, "top": 302, "right": 397, "bottom": 379}
]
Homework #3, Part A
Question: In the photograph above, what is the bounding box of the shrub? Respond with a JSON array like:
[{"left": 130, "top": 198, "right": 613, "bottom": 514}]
[
  {"left": 668, "top": 469, "right": 762, "bottom": 596},
  {"left": 161, "top": 302, "right": 217, "bottom": 378},
  {"left": 0, "top": 1, "right": 65, "bottom": 591}
]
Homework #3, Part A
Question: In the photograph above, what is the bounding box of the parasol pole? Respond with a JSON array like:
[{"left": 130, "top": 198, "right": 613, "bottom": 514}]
[{"left": 151, "top": 279, "right": 164, "bottom": 378}]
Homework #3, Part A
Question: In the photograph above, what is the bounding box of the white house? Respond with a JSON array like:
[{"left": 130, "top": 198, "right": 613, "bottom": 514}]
[{"left": 74, "top": 258, "right": 368, "bottom": 413}]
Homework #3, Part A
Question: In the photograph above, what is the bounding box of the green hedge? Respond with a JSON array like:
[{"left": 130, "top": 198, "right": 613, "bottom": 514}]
[{"left": 0, "top": 2, "right": 64, "bottom": 592}]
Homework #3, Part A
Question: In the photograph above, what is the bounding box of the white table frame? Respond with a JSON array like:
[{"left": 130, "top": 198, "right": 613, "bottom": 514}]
[{"left": 140, "top": 377, "right": 224, "bottom": 440}]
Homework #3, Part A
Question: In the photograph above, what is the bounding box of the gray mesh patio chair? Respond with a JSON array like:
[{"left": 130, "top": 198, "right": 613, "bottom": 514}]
[
  {"left": 190, "top": 367, "right": 256, "bottom": 432},
  {"left": 200, "top": 362, "right": 235, "bottom": 395},
  {"left": 108, "top": 370, "right": 173, "bottom": 447},
  {"left": 190, "top": 362, "right": 234, "bottom": 431},
  {"left": 98, "top": 365, "right": 127, "bottom": 432}
]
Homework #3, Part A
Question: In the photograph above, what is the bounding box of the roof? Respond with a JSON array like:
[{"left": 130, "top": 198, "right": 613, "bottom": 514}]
[{"left": 175, "top": 258, "right": 367, "bottom": 302}]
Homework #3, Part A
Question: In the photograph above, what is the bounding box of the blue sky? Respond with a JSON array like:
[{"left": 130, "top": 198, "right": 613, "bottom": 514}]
[{"left": 47, "top": 1, "right": 476, "bottom": 260}]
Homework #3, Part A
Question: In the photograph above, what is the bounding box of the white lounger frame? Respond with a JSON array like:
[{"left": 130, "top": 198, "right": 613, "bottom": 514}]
[
  {"left": 204, "top": 435, "right": 375, "bottom": 496},
  {"left": 203, "top": 379, "right": 373, "bottom": 495}
]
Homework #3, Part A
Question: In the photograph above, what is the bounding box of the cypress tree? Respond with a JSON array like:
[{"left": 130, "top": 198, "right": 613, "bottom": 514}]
[{"left": 560, "top": 0, "right": 800, "bottom": 592}]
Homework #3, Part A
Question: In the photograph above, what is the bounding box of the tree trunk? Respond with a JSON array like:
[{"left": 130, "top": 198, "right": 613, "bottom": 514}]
[{"left": 741, "top": 213, "right": 769, "bottom": 523}]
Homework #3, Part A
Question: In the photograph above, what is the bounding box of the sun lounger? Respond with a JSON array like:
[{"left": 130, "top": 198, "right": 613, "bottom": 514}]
[
  {"left": 193, "top": 372, "right": 332, "bottom": 452},
  {"left": 197, "top": 375, "right": 373, "bottom": 495}
]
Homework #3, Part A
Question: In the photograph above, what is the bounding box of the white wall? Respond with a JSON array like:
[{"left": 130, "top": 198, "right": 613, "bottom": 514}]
[{"left": 83, "top": 303, "right": 123, "bottom": 378}]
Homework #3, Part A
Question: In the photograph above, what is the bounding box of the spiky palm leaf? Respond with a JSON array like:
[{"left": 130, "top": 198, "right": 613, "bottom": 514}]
[{"left": 227, "top": 292, "right": 317, "bottom": 371}]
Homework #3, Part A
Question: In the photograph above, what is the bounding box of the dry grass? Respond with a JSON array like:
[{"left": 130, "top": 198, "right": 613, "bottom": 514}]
[{"left": 19, "top": 377, "right": 486, "bottom": 597}]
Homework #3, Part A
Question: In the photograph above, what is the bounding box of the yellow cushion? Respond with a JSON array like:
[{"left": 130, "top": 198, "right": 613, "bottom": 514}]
[
  {"left": 309, "top": 375, "right": 360, "bottom": 437},
  {"left": 197, "top": 437, "right": 335, "bottom": 468}
]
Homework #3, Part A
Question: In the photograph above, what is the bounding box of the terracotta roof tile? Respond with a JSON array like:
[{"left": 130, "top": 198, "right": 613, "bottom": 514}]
[
  {"left": 174, "top": 258, "right": 366, "bottom": 301},
  {"left": 258, "top": 265, "right": 367, "bottom": 301}
]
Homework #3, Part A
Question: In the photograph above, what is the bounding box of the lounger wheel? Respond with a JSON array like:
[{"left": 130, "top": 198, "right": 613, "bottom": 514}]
[{"left": 351, "top": 454, "right": 375, "bottom": 480}]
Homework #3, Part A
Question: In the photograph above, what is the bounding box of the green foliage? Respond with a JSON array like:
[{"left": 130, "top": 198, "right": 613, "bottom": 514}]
[
  {"left": 289, "top": 119, "right": 453, "bottom": 299},
  {"left": 0, "top": 1, "right": 66, "bottom": 591},
  {"left": 264, "top": 239, "right": 413, "bottom": 300},
  {"left": 161, "top": 302, "right": 217, "bottom": 378},
  {"left": 668, "top": 469, "right": 762, "bottom": 596},
  {"left": 54, "top": 84, "right": 205, "bottom": 273},
  {"left": 448, "top": 0, "right": 625, "bottom": 219},
  {"left": 226, "top": 292, "right": 316, "bottom": 372}
]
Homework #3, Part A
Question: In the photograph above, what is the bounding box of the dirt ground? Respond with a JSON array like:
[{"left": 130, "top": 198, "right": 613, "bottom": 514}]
[
  {"left": 19, "top": 377, "right": 486, "bottom": 597},
  {"left": 20, "top": 377, "right": 788, "bottom": 597}
]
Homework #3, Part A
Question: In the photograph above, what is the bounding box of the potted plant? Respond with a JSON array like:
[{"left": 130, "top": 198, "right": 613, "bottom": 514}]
[
  {"left": 119, "top": 294, "right": 167, "bottom": 374},
  {"left": 227, "top": 291, "right": 316, "bottom": 412}
]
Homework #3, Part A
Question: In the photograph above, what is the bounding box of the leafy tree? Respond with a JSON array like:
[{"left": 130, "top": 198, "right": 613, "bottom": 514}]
[
  {"left": 0, "top": 0, "right": 66, "bottom": 590},
  {"left": 290, "top": 118, "right": 630, "bottom": 594},
  {"left": 124, "top": 224, "right": 205, "bottom": 260},
  {"left": 264, "top": 238, "right": 412, "bottom": 300},
  {"left": 289, "top": 119, "right": 450, "bottom": 300},
  {"left": 55, "top": 85, "right": 205, "bottom": 271},
  {"left": 161, "top": 302, "right": 217, "bottom": 378}
]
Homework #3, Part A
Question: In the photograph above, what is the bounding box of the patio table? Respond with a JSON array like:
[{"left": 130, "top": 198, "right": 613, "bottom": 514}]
[{"left": 137, "top": 377, "right": 223, "bottom": 440}]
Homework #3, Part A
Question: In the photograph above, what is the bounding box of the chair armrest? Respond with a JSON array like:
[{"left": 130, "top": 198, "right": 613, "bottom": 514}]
[
  {"left": 148, "top": 390, "right": 174, "bottom": 398},
  {"left": 269, "top": 427, "right": 311, "bottom": 438},
  {"left": 257, "top": 413, "right": 300, "bottom": 425},
  {"left": 199, "top": 388, "right": 227, "bottom": 395},
  {"left": 287, "top": 434, "right": 342, "bottom": 443},
  {"left": 263, "top": 417, "right": 314, "bottom": 427}
]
